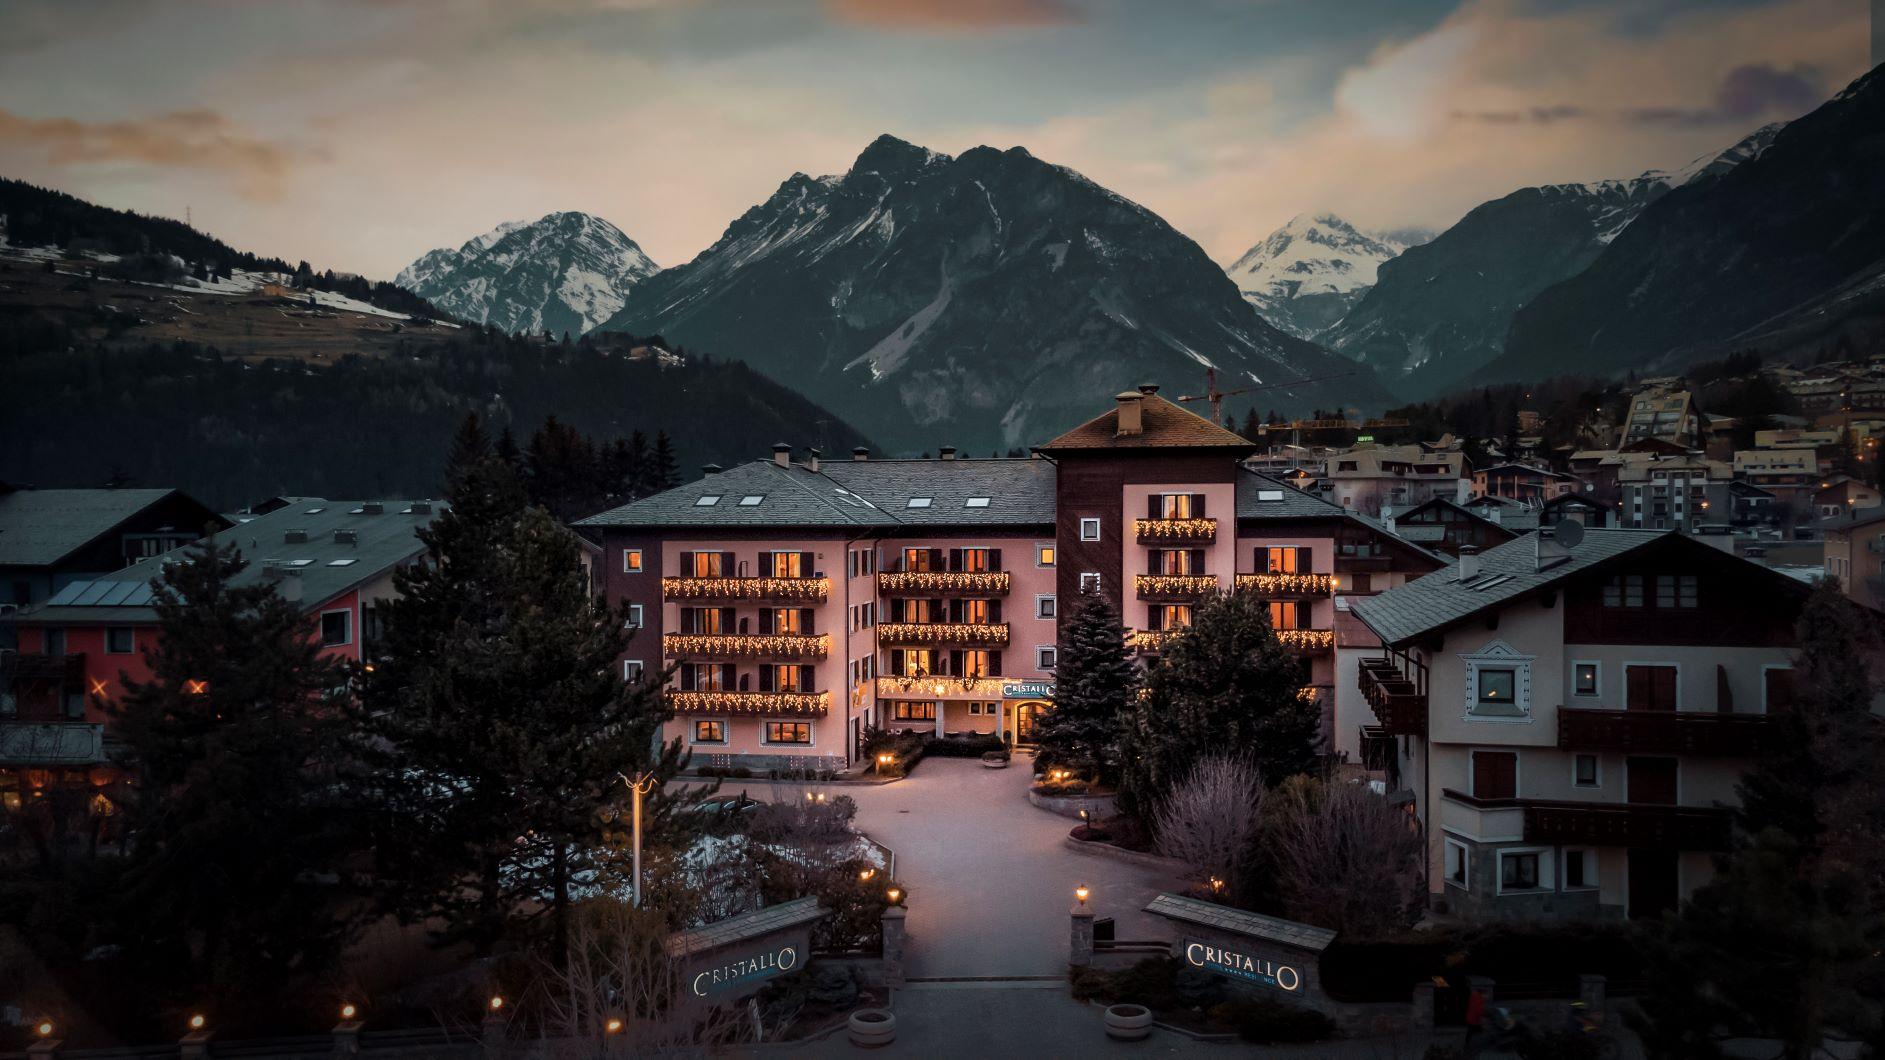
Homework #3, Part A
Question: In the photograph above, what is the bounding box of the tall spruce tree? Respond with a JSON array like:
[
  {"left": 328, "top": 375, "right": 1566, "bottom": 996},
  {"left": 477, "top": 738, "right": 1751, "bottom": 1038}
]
[
  {"left": 110, "top": 542, "right": 362, "bottom": 1014},
  {"left": 1117, "top": 590, "right": 1316, "bottom": 820},
  {"left": 1031, "top": 592, "right": 1135, "bottom": 781},
  {"left": 650, "top": 430, "right": 681, "bottom": 491},
  {"left": 353, "top": 449, "right": 688, "bottom": 963},
  {"left": 1639, "top": 582, "right": 1885, "bottom": 1056}
]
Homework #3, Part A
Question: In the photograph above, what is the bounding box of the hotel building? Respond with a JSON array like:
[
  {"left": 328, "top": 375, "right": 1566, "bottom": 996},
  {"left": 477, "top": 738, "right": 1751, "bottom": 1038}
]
[
  {"left": 1352, "top": 528, "right": 1814, "bottom": 920},
  {"left": 577, "top": 386, "right": 1441, "bottom": 773}
]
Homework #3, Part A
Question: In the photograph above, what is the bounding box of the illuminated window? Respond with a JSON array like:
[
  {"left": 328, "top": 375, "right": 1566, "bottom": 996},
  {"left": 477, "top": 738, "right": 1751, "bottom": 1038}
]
[
  {"left": 1268, "top": 601, "right": 1302, "bottom": 630},
  {"left": 1478, "top": 668, "right": 1516, "bottom": 704},
  {"left": 1037, "top": 545, "right": 1056, "bottom": 567},
  {"left": 693, "top": 720, "right": 726, "bottom": 743},
  {"left": 623, "top": 549, "right": 643, "bottom": 573},
  {"left": 765, "top": 721, "right": 812, "bottom": 745},
  {"left": 1265, "top": 546, "right": 1305, "bottom": 573},
  {"left": 891, "top": 702, "right": 936, "bottom": 721},
  {"left": 1573, "top": 662, "right": 1599, "bottom": 696},
  {"left": 1151, "top": 605, "right": 1193, "bottom": 631}
]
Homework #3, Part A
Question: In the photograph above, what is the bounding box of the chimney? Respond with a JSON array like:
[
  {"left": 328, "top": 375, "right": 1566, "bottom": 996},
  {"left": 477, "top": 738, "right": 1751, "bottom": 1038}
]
[
  {"left": 1535, "top": 526, "right": 1573, "bottom": 571},
  {"left": 333, "top": 528, "right": 358, "bottom": 546},
  {"left": 279, "top": 571, "right": 304, "bottom": 604},
  {"left": 772, "top": 442, "right": 792, "bottom": 468},
  {"left": 1457, "top": 545, "right": 1481, "bottom": 582},
  {"left": 939, "top": 446, "right": 957, "bottom": 461},
  {"left": 410, "top": 501, "right": 433, "bottom": 515},
  {"left": 806, "top": 447, "right": 822, "bottom": 473},
  {"left": 361, "top": 502, "right": 384, "bottom": 515},
  {"left": 852, "top": 447, "right": 870, "bottom": 461},
  {"left": 1115, "top": 390, "right": 1145, "bottom": 437},
  {"left": 702, "top": 463, "right": 723, "bottom": 476},
  {"left": 1138, "top": 384, "right": 1159, "bottom": 396},
  {"left": 284, "top": 529, "right": 308, "bottom": 544}
]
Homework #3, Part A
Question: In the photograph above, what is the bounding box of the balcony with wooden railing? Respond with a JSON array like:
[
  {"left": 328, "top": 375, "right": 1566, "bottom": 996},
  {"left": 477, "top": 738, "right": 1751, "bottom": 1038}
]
[
  {"left": 661, "top": 577, "right": 829, "bottom": 602},
  {"left": 876, "top": 571, "right": 1011, "bottom": 596},
  {"left": 1359, "top": 658, "right": 1427, "bottom": 736},
  {"left": 1134, "top": 517, "right": 1217, "bottom": 543},
  {"left": 1234, "top": 573, "right": 1335, "bottom": 597},
  {"left": 662, "top": 633, "right": 830, "bottom": 660},
  {"left": 876, "top": 622, "right": 1010, "bottom": 647},
  {"left": 0, "top": 652, "right": 87, "bottom": 689},
  {"left": 1557, "top": 707, "right": 1772, "bottom": 756},
  {"left": 1444, "top": 789, "right": 1731, "bottom": 851},
  {"left": 667, "top": 690, "right": 829, "bottom": 716},
  {"left": 875, "top": 675, "right": 1007, "bottom": 700},
  {"left": 1134, "top": 574, "right": 1219, "bottom": 600}
]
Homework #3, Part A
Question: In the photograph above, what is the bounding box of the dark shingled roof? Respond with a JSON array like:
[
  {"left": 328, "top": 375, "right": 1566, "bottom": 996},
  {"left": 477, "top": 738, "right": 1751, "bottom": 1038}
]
[
  {"left": 1353, "top": 528, "right": 1669, "bottom": 646},
  {"left": 1036, "top": 392, "right": 1256, "bottom": 453},
  {"left": 1143, "top": 892, "right": 1337, "bottom": 952},
  {"left": 665, "top": 896, "right": 826, "bottom": 956},
  {"left": 1236, "top": 469, "right": 1446, "bottom": 567},
  {"left": 0, "top": 488, "right": 193, "bottom": 567},
  {"left": 575, "top": 458, "right": 1056, "bottom": 531},
  {"left": 15, "top": 499, "right": 441, "bottom": 624}
]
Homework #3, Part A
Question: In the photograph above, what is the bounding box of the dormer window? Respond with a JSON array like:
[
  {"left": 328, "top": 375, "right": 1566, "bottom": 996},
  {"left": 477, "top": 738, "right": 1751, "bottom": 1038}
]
[
  {"left": 739, "top": 495, "right": 765, "bottom": 506},
  {"left": 907, "top": 498, "right": 932, "bottom": 508},
  {"left": 965, "top": 497, "right": 990, "bottom": 508},
  {"left": 695, "top": 495, "right": 721, "bottom": 507}
]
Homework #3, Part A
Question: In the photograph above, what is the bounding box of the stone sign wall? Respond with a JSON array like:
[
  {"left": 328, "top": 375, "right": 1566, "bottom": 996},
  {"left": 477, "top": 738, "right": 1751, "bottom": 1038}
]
[{"left": 1143, "top": 893, "right": 1338, "bottom": 1013}]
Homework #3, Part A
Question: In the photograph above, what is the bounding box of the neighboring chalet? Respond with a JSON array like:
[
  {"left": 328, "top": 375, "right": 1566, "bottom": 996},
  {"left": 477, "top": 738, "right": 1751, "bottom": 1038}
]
[
  {"left": 575, "top": 386, "right": 1442, "bottom": 774},
  {"left": 1354, "top": 529, "right": 1821, "bottom": 922},
  {"left": 1389, "top": 497, "right": 1520, "bottom": 558},
  {"left": 1820, "top": 505, "right": 1885, "bottom": 610},
  {"left": 1472, "top": 463, "right": 1584, "bottom": 506},
  {"left": 1, "top": 500, "right": 439, "bottom": 808},
  {"left": 0, "top": 486, "right": 227, "bottom": 613}
]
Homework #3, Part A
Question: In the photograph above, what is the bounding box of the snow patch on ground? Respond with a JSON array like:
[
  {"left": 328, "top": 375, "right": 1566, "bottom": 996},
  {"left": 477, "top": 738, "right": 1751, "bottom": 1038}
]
[{"left": 844, "top": 263, "right": 953, "bottom": 380}]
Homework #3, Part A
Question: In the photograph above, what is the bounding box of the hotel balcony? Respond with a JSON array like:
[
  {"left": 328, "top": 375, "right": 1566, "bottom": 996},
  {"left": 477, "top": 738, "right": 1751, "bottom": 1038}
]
[
  {"left": 1444, "top": 789, "right": 1731, "bottom": 851},
  {"left": 1275, "top": 629, "right": 1334, "bottom": 653},
  {"left": 1134, "top": 574, "right": 1219, "bottom": 601},
  {"left": 876, "top": 571, "right": 1011, "bottom": 595},
  {"left": 1130, "top": 629, "right": 1174, "bottom": 653},
  {"left": 661, "top": 577, "right": 829, "bottom": 603},
  {"left": 0, "top": 721, "right": 107, "bottom": 766},
  {"left": 1557, "top": 707, "right": 1772, "bottom": 757},
  {"left": 1134, "top": 517, "right": 1217, "bottom": 544},
  {"left": 1234, "top": 573, "right": 1335, "bottom": 597},
  {"left": 1359, "top": 659, "right": 1427, "bottom": 736},
  {"left": 875, "top": 674, "right": 1007, "bottom": 700},
  {"left": 667, "top": 690, "right": 829, "bottom": 716},
  {"left": 876, "top": 622, "right": 1010, "bottom": 647},
  {"left": 661, "top": 633, "right": 830, "bottom": 660}
]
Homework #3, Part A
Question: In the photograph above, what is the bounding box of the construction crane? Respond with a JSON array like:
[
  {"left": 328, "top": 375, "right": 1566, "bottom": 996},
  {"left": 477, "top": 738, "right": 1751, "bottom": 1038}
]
[
  {"left": 1174, "top": 367, "right": 1356, "bottom": 426},
  {"left": 1256, "top": 417, "right": 1413, "bottom": 434}
]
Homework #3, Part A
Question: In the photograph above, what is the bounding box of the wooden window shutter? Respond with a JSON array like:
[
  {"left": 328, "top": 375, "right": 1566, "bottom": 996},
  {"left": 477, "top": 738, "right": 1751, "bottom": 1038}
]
[
  {"left": 758, "top": 609, "right": 773, "bottom": 634},
  {"left": 989, "top": 649, "right": 1002, "bottom": 675},
  {"left": 720, "top": 551, "right": 736, "bottom": 575},
  {"left": 1192, "top": 493, "right": 1206, "bottom": 517},
  {"left": 1627, "top": 667, "right": 1651, "bottom": 711},
  {"left": 1189, "top": 548, "right": 1205, "bottom": 572},
  {"left": 1473, "top": 751, "right": 1517, "bottom": 799},
  {"left": 1148, "top": 495, "right": 1162, "bottom": 518},
  {"left": 989, "top": 548, "right": 1002, "bottom": 569},
  {"left": 1765, "top": 668, "right": 1795, "bottom": 713},
  {"left": 948, "top": 649, "right": 963, "bottom": 675},
  {"left": 800, "top": 608, "right": 814, "bottom": 634},
  {"left": 989, "top": 599, "right": 1002, "bottom": 623},
  {"left": 1654, "top": 668, "right": 1677, "bottom": 710},
  {"left": 1300, "top": 546, "right": 1312, "bottom": 572},
  {"left": 949, "top": 548, "right": 963, "bottom": 572}
]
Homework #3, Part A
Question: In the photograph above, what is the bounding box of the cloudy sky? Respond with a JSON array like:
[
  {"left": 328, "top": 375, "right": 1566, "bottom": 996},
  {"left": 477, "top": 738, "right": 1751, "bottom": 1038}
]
[{"left": 0, "top": 0, "right": 1871, "bottom": 278}]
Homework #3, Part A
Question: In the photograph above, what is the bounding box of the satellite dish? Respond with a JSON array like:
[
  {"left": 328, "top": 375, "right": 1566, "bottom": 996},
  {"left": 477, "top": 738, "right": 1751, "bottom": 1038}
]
[{"left": 1553, "top": 518, "right": 1585, "bottom": 550}]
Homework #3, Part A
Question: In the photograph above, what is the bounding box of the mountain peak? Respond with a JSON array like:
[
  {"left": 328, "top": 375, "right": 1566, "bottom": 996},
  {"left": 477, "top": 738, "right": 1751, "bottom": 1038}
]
[
  {"left": 851, "top": 134, "right": 948, "bottom": 177},
  {"left": 397, "top": 212, "right": 658, "bottom": 335}
]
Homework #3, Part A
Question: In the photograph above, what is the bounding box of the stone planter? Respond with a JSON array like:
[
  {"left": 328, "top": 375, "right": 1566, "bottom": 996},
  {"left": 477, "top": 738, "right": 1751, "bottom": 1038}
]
[
  {"left": 1103, "top": 1003, "right": 1154, "bottom": 1041},
  {"left": 1028, "top": 789, "right": 1118, "bottom": 820},
  {"left": 982, "top": 752, "right": 1010, "bottom": 769},
  {"left": 848, "top": 1008, "right": 897, "bottom": 1048}
]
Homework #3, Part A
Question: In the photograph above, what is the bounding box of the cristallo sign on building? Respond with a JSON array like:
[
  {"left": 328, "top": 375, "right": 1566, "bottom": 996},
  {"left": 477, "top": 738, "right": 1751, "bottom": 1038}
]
[
  {"left": 1183, "top": 939, "right": 1302, "bottom": 992},
  {"left": 690, "top": 943, "right": 800, "bottom": 998}
]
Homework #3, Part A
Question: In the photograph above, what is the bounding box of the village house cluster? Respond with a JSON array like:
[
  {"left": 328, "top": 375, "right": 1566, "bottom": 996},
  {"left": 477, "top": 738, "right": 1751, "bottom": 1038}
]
[{"left": 1, "top": 376, "right": 1876, "bottom": 924}]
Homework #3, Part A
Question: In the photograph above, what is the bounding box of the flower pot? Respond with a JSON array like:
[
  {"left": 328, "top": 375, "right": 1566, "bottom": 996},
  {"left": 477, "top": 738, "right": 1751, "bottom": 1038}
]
[
  {"left": 1104, "top": 1003, "right": 1154, "bottom": 1041},
  {"left": 982, "top": 755, "right": 1009, "bottom": 768},
  {"left": 848, "top": 1008, "right": 897, "bottom": 1048}
]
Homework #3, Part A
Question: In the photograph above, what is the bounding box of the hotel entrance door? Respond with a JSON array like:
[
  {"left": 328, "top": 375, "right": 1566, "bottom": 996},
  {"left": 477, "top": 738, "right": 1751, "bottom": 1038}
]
[{"left": 1012, "top": 701, "right": 1049, "bottom": 744}]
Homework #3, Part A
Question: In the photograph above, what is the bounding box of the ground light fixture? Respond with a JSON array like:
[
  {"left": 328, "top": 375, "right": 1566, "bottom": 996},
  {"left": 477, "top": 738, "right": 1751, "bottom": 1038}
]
[
  {"left": 489, "top": 996, "right": 504, "bottom": 1012},
  {"left": 859, "top": 868, "right": 875, "bottom": 881},
  {"left": 35, "top": 1022, "right": 52, "bottom": 1038},
  {"left": 340, "top": 1003, "right": 357, "bottom": 1020},
  {"left": 1076, "top": 884, "right": 1090, "bottom": 906},
  {"left": 188, "top": 1015, "right": 206, "bottom": 1031},
  {"left": 605, "top": 1018, "right": 623, "bottom": 1034},
  {"left": 887, "top": 886, "right": 903, "bottom": 905}
]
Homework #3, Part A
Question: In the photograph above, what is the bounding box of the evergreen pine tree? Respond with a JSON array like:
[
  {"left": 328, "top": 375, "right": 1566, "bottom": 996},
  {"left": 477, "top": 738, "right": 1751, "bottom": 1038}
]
[
  {"left": 1031, "top": 593, "right": 1135, "bottom": 781},
  {"left": 1117, "top": 591, "right": 1316, "bottom": 820},
  {"left": 650, "top": 430, "right": 681, "bottom": 491},
  {"left": 110, "top": 543, "right": 362, "bottom": 1013},
  {"left": 444, "top": 411, "right": 489, "bottom": 495},
  {"left": 624, "top": 430, "right": 653, "bottom": 498}
]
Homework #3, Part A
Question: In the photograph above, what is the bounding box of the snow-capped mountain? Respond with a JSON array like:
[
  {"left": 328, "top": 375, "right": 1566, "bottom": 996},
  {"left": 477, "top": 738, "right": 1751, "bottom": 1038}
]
[
  {"left": 1319, "top": 123, "right": 1782, "bottom": 394},
  {"left": 595, "top": 134, "right": 1387, "bottom": 453},
  {"left": 1223, "top": 214, "right": 1423, "bottom": 339},
  {"left": 396, "top": 212, "right": 658, "bottom": 336}
]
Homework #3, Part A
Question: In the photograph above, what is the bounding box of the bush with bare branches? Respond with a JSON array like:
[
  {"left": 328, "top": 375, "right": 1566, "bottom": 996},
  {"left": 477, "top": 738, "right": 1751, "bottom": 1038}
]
[
  {"left": 536, "top": 901, "right": 744, "bottom": 1055},
  {"left": 1154, "top": 755, "right": 1265, "bottom": 897},
  {"left": 1266, "top": 776, "right": 1424, "bottom": 938}
]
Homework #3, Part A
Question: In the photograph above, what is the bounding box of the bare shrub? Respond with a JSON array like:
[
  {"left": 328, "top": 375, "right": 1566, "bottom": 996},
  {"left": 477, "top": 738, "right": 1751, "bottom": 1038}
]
[
  {"left": 1267, "top": 776, "right": 1425, "bottom": 937},
  {"left": 535, "top": 900, "right": 742, "bottom": 1056},
  {"left": 1154, "top": 755, "right": 1265, "bottom": 896}
]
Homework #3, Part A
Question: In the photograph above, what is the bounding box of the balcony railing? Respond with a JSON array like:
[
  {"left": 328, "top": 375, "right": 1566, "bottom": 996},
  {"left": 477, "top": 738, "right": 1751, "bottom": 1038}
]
[
  {"left": 0, "top": 652, "right": 86, "bottom": 689},
  {"left": 1130, "top": 629, "right": 1175, "bottom": 653},
  {"left": 1359, "top": 659, "right": 1427, "bottom": 736},
  {"left": 1276, "top": 629, "right": 1334, "bottom": 652},
  {"left": 1235, "top": 573, "right": 1335, "bottom": 597},
  {"left": 1443, "top": 789, "right": 1732, "bottom": 851},
  {"left": 1357, "top": 725, "right": 1397, "bottom": 772},
  {"left": 876, "top": 571, "right": 1011, "bottom": 595},
  {"left": 1135, "top": 518, "right": 1217, "bottom": 543},
  {"left": 1557, "top": 707, "right": 1772, "bottom": 757},
  {"left": 876, "top": 675, "right": 1007, "bottom": 699},
  {"left": 661, "top": 577, "right": 829, "bottom": 602},
  {"left": 876, "top": 622, "right": 1010, "bottom": 646},
  {"left": 1134, "top": 574, "right": 1219, "bottom": 600},
  {"left": 0, "top": 722, "right": 107, "bottom": 766},
  {"left": 667, "top": 690, "right": 829, "bottom": 716},
  {"left": 662, "top": 633, "right": 829, "bottom": 660}
]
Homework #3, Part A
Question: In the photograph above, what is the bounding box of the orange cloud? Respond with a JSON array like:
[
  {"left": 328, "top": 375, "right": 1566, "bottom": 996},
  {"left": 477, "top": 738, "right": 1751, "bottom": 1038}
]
[
  {"left": 0, "top": 108, "right": 303, "bottom": 198},
  {"left": 825, "top": 0, "right": 1077, "bottom": 31}
]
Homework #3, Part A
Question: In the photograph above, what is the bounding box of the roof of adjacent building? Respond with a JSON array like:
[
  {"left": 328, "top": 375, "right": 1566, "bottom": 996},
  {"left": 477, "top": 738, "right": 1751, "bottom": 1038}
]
[
  {"left": 1814, "top": 504, "right": 1885, "bottom": 534},
  {"left": 15, "top": 499, "right": 441, "bottom": 625},
  {"left": 1352, "top": 527, "right": 1814, "bottom": 647},
  {"left": 574, "top": 457, "right": 1058, "bottom": 531},
  {"left": 0, "top": 488, "right": 217, "bottom": 568},
  {"left": 1035, "top": 389, "right": 1255, "bottom": 453},
  {"left": 1143, "top": 892, "right": 1337, "bottom": 952}
]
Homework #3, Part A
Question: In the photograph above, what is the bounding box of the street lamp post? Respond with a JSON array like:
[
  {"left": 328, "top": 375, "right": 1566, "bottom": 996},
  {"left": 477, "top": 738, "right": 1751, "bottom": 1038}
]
[{"left": 616, "top": 771, "right": 659, "bottom": 908}]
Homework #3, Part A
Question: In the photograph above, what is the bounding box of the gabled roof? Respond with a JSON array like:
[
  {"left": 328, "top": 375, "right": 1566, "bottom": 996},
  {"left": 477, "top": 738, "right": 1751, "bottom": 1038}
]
[
  {"left": 1815, "top": 504, "right": 1885, "bottom": 534},
  {"left": 1352, "top": 528, "right": 1810, "bottom": 647},
  {"left": 573, "top": 458, "right": 1057, "bottom": 531},
  {"left": 1395, "top": 496, "right": 1522, "bottom": 538},
  {"left": 1035, "top": 390, "right": 1255, "bottom": 453},
  {"left": 15, "top": 499, "right": 442, "bottom": 624},
  {"left": 1236, "top": 469, "right": 1445, "bottom": 567},
  {"left": 0, "top": 488, "right": 220, "bottom": 568}
]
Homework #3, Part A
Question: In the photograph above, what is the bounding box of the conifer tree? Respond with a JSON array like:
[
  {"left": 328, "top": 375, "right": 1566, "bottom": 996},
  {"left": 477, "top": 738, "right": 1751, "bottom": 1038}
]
[
  {"left": 1117, "top": 590, "right": 1316, "bottom": 821},
  {"left": 1031, "top": 592, "right": 1135, "bottom": 781},
  {"left": 624, "top": 430, "right": 653, "bottom": 498},
  {"left": 650, "top": 430, "right": 681, "bottom": 491},
  {"left": 110, "top": 542, "right": 362, "bottom": 1012}
]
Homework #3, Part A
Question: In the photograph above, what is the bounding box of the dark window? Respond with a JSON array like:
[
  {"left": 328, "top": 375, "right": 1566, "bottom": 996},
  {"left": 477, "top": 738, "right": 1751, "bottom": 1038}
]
[
  {"left": 106, "top": 627, "right": 135, "bottom": 654},
  {"left": 1574, "top": 754, "right": 1599, "bottom": 787},
  {"left": 1500, "top": 852, "right": 1540, "bottom": 890},
  {"left": 1765, "top": 668, "right": 1795, "bottom": 713},
  {"left": 1573, "top": 663, "right": 1598, "bottom": 696},
  {"left": 43, "top": 628, "right": 66, "bottom": 657},
  {"left": 1564, "top": 850, "right": 1591, "bottom": 889},
  {"left": 1038, "top": 596, "right": 1056, "bottom": 619},
  {"left": 765, "top": 721, "right": 812, "bottom": 744},
  {"left": 1478, "top": 668, "right": 1516, "bottom": 705},
  {"left": 1603, "top": 575, "right": 1645, "bottom": 608},
  {"left": 1655, "top": 574, "right": 1699, "bottom": 608},
  {"left": 1472, "top": 751, "right": 1518, "bottom": 800},
  {"left": 321, "top": 610, "right": 351, "bottom": 647},
  {"left": 1626, "top": 665, "right": 1678, "bottom": 712}
]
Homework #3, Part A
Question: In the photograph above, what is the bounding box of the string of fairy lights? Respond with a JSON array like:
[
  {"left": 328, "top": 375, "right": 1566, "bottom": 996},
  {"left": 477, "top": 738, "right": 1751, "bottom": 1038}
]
[
  {"left": 667, "top": 690, "right": 830, "bottom": 715},
  {"left": 875, "top": 622, "right": 1012, "bottom": 646},
  {"left": 874, "top": 571, "right": 1012, "bottom": 594},
  {"left": 1132, "top": 517, "right": 1218, "bottom": 541},
  {"left": 661, "top": 633, "right": 831, "bottom": 659},
  {"left": 661, "top": 577, "right": 830, "bottom": 602}
]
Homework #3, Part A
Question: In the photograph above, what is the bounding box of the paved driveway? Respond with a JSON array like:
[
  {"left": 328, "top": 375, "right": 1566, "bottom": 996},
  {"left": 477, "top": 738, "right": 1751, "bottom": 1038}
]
[{"left": 804, "top": 756, "right": 1186, "bottom": 979}]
